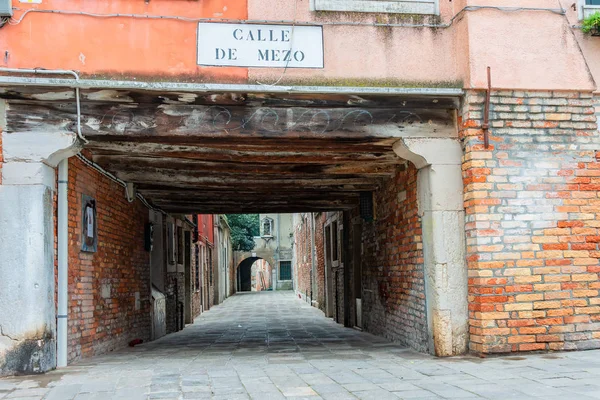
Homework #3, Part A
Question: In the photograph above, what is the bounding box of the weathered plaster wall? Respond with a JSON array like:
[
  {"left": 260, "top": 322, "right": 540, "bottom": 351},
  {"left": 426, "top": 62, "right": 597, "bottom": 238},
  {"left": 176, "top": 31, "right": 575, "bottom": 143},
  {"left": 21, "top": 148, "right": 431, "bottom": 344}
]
[
  {"left": 251, "top": 259, "right": 272, "bottom": 291},
  {"left": 463, "top": 10, "right": 593, "bottom": 91},
  {"left": 462, "top": 90, "right": 600, "bottom": 353},
  {"left": 0, "top": 0, "right": 247, "bottom": 81},
  {"left": 247, "top": 0, "right": 593, "bottom": 91},
  {"left": 294, "top": 214, "right": 314, "bottom": 302},
  {"left": 0, "top": 132, "right": 3, "bottom": 185},
  {"left": 247, "top": 0, "right": 459, "bottom": 86},
  {"left": 0, "top": 183, "right": 57, "bottom": 375},
  {"left": 563, "top": 0, "right": 600, "bottom": 93},
  {"left": 0, "top": 114, "right": 78, "bottom": 375},
  {"left": 2, "top": 0, "right": 593, "bottom": 92},
  {"left": 67, "top": 156, "right": 151, "bottom": 362}
]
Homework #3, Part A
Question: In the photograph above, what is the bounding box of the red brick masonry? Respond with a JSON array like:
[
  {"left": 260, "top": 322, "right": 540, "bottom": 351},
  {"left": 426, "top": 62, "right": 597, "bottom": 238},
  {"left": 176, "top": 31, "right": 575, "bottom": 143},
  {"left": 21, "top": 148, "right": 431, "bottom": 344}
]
[
  {"left": 462, "top": 90, "right": 600, "bottom": 353},
  {"left": 66, "top": 156, "right": 151, "bottom": 362}
]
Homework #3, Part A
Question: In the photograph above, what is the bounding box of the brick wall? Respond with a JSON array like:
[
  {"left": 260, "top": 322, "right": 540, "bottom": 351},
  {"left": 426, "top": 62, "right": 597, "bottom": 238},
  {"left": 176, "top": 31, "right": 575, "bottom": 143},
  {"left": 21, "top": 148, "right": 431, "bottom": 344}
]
[
  {"left": 345, "top": 210, "right": 362, "bottom": 329},
  {"left": 361, "top": 165, "right": 428, "bottom": 352},
  {"left": 165, "top": 272, "right": 184, "bottom": 334},
  {"left": 294, "top": 213, "right": 333, "bottom": 313},
  {"left": 314, "top": 213, "right": 326, "bottom": 312},
  {"left": 67, "top": 156, "right": 151, "bottom": 362},
  {"left": 462, "top": 90, "right": 600, "bottom": 353}
]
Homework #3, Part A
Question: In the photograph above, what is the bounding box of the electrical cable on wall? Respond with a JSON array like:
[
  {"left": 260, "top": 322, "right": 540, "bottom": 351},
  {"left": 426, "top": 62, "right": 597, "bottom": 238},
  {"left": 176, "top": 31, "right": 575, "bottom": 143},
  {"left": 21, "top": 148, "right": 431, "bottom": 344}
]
[
  {"left": 1, "top": 5, "right": 566, "bottom": 88},
  {"left": 5, "top": 6, "right": 566, "bottom": 30},
  {"left": 255, "top": 0, "right": 299, "bottom": 87},
  {"left": 76, "top": 153, "right": 165, "bottom": 214}
]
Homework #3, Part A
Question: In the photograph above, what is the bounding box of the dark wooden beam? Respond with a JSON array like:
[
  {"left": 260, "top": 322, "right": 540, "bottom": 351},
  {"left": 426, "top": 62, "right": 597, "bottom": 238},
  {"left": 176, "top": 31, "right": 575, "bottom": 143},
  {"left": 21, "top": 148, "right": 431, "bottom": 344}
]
[
  {"left": 160, "top": 204, "right": 352, "bottom": 214},
  {"left": 92, "top": 155, "right": 397, "bottom": 177},
  {"left": 141, "top": 190, "right": 361, "bottom": 199},
  {"left": 136, "top": 184, "right": 375, "bottom": 194},
  {"left": 0, "top": 87, "right": 460, "bottom": 109},
  {"left": 6, "top": 101, "right": 455, "bottom": 139},
  {"left": 91, "top": 148, "right": 400, "bottom": 165},
  {"left": 113, "top": 170, "right": 382, "bottom": 189}
]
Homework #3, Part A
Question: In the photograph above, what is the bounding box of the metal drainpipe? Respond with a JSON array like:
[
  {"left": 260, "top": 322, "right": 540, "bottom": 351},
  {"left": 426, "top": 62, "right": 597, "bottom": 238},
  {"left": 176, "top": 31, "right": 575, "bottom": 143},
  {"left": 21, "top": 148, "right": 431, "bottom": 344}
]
[
  {"left": 57, "top": 159, "right": 68, "bottom": 367},
  {"left": 275, "top": 214, "right": 280, "bottom": 292},
  {"left": 310, "top": 213, "right": 316, "bottom": 306},
  {"left": 0, "top": 67, "right": 88, "bottom": 144}
]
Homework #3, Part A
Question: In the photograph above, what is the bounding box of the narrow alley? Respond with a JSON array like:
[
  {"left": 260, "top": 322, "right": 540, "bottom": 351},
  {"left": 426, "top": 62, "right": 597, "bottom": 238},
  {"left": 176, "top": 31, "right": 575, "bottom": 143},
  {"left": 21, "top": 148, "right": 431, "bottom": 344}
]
[{"left": 3, "top": 292, "right": 600, "bottom": 400}]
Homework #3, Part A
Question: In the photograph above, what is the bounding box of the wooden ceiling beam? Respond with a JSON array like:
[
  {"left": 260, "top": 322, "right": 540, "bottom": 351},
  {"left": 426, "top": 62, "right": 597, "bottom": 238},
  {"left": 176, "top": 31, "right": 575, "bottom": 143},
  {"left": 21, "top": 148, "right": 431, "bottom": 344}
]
[
  {"left": 7, "top": 101, "right": 456, "bottom": 140},
  {"left": 92, "top": 155, "right": 397, "bottom": 177},
  {"left": 0, "top": 87, "right": 460, "bottom": 109}
]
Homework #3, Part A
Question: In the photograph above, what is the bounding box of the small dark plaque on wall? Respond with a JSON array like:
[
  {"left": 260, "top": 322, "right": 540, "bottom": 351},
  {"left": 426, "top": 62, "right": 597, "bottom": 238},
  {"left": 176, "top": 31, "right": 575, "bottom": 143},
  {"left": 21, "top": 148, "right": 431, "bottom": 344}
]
[{"left": 81, "top": 194, "right": 98, "bottom": 253}]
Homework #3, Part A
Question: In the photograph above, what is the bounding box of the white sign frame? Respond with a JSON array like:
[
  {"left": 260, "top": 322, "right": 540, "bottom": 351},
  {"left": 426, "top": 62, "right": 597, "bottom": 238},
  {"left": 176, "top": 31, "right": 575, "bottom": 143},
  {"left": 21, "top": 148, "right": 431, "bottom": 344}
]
[{"left": 197, "top": 23, "right": 324, "bottom": 69}]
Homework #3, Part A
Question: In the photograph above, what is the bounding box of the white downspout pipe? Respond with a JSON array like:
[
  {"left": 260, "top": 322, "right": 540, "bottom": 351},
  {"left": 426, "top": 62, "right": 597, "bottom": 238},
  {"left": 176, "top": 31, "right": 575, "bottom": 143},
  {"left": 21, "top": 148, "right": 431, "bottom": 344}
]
[
  {"left": 275, "top": 214, "right": 280, "bottom": 291},
  {"left": 310, "top": 213, "right": 316, "bottom": 305},
  {"left": 57, "top": 159, "right": 69, "bottom": 367}
]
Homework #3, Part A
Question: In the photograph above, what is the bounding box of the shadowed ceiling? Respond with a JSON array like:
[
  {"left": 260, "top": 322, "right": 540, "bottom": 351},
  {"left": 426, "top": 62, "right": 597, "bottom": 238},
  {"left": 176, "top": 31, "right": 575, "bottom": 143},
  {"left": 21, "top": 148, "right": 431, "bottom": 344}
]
[{"left": 1, "top": 85, "right": 459, "bottom": 213}]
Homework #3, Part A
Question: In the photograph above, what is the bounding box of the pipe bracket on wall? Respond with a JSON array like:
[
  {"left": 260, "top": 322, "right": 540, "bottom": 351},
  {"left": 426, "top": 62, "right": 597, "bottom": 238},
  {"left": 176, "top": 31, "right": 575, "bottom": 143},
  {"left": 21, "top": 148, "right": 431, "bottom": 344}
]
[
  {"left": 125, "top": 182, "right": 136, "bottom": 203},
  {"left": 482, "top": 66, "right": 492, "bottom": 149}
]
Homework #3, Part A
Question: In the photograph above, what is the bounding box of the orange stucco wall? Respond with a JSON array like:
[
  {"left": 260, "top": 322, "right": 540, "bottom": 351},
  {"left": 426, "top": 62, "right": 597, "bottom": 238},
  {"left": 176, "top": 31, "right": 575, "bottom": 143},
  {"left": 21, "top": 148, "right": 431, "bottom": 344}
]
[{"left": 0, "top": 0, "right": 247, "bottom": 81}]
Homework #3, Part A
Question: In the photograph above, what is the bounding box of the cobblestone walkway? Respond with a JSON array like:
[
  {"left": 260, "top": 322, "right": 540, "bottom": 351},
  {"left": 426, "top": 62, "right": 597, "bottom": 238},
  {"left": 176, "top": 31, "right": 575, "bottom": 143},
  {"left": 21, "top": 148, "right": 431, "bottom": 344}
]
[{"left": 3, "top": 291, "right": 600, "bottom": 399}]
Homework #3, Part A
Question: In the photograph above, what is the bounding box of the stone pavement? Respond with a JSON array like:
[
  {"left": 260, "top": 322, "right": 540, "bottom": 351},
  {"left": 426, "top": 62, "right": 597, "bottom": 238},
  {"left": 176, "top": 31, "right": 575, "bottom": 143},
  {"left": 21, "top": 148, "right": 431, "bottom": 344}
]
[{"left": 4, "top": 291, "right": 600, "bottom": 399}]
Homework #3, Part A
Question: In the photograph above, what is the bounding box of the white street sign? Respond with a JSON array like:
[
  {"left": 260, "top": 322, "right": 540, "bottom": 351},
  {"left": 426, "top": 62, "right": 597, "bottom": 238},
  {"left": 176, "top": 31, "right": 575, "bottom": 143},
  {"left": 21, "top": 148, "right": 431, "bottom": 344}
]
[{"left": 197, "top": 23, "right": 324, "bottom": 69}]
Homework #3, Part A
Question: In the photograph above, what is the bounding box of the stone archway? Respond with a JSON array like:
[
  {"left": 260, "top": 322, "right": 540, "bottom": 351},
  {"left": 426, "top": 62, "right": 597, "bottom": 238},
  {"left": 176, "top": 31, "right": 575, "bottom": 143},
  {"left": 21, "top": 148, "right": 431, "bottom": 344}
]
[
  {"left": 237, "top": 257, "right": 258, "bottom": 292},
  {"left": 236, "top": 257, "right": 273, "bottom": 292},
  {"left": 234, "top": 248, "right": 277, "bottom": 293}
]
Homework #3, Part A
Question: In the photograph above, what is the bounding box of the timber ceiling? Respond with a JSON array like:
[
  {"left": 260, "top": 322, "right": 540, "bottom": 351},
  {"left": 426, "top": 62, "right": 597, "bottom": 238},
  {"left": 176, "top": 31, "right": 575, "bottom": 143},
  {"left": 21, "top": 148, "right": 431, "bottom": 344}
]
[{"left": 1, "top": 86, "right": 460, "bottom": 214}]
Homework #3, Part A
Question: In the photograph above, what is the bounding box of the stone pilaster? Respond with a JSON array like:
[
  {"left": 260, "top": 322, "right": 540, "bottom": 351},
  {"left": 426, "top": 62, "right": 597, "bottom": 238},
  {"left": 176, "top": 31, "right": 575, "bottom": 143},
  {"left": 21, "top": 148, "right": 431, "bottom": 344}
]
[
  {"left": 393, "top": 137, "right": 469, "bottom": 356},
  {"left": 0, "top": 99, "right": 79, "bottom": 375}
]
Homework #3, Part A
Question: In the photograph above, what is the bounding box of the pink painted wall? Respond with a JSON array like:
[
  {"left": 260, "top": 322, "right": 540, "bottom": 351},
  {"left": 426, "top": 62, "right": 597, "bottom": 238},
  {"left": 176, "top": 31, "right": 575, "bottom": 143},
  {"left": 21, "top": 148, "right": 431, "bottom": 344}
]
[
  {"left": 463, "top": 8, "right": 593, "bottom": 90},
  {"left": 247, "top": 0, "right": 460, "bottom": 86},
  {"left": 248, "top": 0, "right": 596, "bottom": 91},
  {"left": 562, "top": 0, "right": 600, "bottom": 93}
]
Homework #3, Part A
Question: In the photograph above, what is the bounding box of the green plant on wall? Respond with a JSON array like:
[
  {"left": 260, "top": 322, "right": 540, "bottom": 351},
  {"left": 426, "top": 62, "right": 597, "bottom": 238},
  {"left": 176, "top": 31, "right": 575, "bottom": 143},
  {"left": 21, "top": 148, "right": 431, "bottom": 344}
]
[
  {"left": 582, "top": 12, "right": 600, "bottom": 35},
  {"left": 226, "top": 214, "right": 259, "bottom": 251}
]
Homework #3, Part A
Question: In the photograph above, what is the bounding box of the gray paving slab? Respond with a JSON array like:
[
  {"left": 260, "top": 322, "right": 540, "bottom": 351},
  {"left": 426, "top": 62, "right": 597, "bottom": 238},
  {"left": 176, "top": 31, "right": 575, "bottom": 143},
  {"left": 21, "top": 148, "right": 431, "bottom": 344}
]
[{"left": 0, "top": 291, "right": 600, "bottom": 399}]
